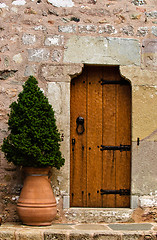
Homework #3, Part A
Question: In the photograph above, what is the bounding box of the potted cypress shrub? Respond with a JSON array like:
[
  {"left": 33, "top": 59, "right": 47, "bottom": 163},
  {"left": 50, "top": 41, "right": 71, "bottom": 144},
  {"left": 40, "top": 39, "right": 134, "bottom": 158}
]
[{"left": 1, "top": 76, "right": 65, "bottom": 226}]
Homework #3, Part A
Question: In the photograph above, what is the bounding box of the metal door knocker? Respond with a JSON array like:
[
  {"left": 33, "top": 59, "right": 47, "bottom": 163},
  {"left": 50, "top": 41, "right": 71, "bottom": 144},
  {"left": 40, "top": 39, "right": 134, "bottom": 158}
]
[{"left": 76, "top": 116, "right": 85, "bottom": 135}]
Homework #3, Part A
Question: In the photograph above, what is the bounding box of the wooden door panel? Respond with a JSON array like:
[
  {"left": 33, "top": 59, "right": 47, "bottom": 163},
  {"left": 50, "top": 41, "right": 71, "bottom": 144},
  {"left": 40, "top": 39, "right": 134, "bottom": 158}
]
[
  {"left": 86, "top": 66, "right": 103, "bottom": 207},
  {"left": 70, "top": 66, "right": 131, "bottom": 208},
  {"left": 70, "top": 71, "right": 87, "bottom": 207},
  {"left": 102, "top": 84, "right": 116, "bottom": 207},
  {"left": 116, "top": 84, "right": 131, "bottom": 207}
]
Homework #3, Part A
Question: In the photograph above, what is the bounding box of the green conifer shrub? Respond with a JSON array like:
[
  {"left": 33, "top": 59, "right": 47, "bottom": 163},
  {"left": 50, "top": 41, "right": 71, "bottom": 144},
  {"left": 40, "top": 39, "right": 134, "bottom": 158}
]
[{"left": 1, "top": 76, "right": 65, "bottom": 169}]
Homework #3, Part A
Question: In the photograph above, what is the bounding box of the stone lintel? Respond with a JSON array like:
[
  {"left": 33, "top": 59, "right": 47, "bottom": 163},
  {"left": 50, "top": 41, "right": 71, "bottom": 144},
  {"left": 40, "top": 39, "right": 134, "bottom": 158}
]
[{"left": 63, "top": 36, "right": 141, "bottom": 66}]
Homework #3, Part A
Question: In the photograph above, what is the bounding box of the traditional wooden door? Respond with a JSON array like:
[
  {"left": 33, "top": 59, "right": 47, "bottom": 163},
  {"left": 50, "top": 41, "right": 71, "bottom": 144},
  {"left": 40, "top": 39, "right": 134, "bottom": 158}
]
[{"left": 70, "top": 65, "right": 131, "bottom": 208}]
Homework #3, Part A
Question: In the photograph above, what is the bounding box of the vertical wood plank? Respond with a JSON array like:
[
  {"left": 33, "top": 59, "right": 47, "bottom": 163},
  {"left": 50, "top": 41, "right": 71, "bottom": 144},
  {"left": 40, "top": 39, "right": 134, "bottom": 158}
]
[
  {"left": 86, "top": 66, "right": 103, "bottom": 207},
  {"left": 70, "top": 68, "right": 87, "bottom": 207},
  {"left": 102, "top": 66, "right": 118, "bottom": 207},
  {"left": 115, "top": 81, "right": 131, "bottom": 207}
]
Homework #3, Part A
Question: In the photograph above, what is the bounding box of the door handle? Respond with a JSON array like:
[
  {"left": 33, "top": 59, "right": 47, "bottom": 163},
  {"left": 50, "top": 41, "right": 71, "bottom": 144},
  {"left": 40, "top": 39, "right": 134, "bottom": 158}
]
[{"left": 76, "top": 116, "right": 85, "bottom": 135}]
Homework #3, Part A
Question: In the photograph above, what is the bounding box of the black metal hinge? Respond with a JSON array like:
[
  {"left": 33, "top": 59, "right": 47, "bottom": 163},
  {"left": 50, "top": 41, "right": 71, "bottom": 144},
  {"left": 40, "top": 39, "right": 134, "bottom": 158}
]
[
  {"left": 100, "top": 189, "right": 130, "bottom": 196},
  {"left": 100, "top": 79, "right": 130, "bottom": 85},
  {"left": 100, "top": 144, "right": 131, "bottom": 152}
]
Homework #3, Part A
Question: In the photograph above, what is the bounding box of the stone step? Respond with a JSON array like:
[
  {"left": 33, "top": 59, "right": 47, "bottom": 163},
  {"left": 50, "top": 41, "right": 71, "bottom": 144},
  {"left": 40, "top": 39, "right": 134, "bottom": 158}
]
[
  {"left": 0, "top": 223, "right": 157, "bottom": 240},
  {"left": 64, "top": 208, "right": 134, "bottom": 223}
]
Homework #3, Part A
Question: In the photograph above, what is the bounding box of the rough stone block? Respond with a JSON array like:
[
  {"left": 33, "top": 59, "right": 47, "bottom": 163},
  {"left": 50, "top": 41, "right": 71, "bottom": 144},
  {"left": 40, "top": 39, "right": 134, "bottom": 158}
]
[
  {"left": 13, "top": 53, "right": 23, "bottom": 63},
  {"left": 93, "top": 233, "right": 121, "bottom": 240},
  {"left": 99, "top": 25, "right": 117, "bottom": 34},
  {"left": 132, "top": 141, "right": 157, "bottom": 195},
  {"left": 152, "top": 26, "right": 157, "bottom": 36},
  {"left": 137, "top": 27, "right": 148, "bottom": 36},
  {"left": 120, "top": 66, "right": 157, "bottom": 86},
  {"left": 45, "top": 35, "right": 64, "bottom": 46},
  {"left": 47, "top": 81, "right": 70, "bottom": 193},
  {"left": 48, "top": 82, "right": 62, "bottom": 115},
  {"left": 48, "top": 82, "right": 70, "bottom": 117},
  {"left": 44, "top": 233, "right": 67, "bottom": 240},
  {"left": 64, "top": 209, "right": 133, "bottom": 223},
  {"left": 145, "top": 11, "right": 157, "bottom": 18},
  {"left": 52, "top": 50, "right": 62, "bottom": 62},
  {"left": 16, "top": 230, "right": 43, "bottom": 240},
  {"left": 63, "top": 36, "right": 140, "bottom": 66},
  {"left": 122, "top": 26, "right": 134, "bottom": 36},
  {"left": 24, "top": 65, "right": 37, "bottom": 76},
  {"left": 142, "top": 39, "right": 157, "bottom": 69},
  {"left": 62, "top": 64, "right": 83, "bottom": 76},
  {"left": 22, "top": 33, "right": 36, "bottom": 45},
  {"left": 142, "top": 39, "right": 157, "bottom": 53},
  {"left": 34, "top": 25, "right": 47, "bottom": 31},
  {"left": 78, "top": 25, "right": 97, "bottom": 33},
  {"left": 122, "top": 233, "right": 144, "bottom": 240},
  {"left": 139, "top": 196, "right": 157, "bottom": 207},
  {"left": 132, "top": 0, "right": 146, "bottom": 6},
  {"left": 58, "top": 25, "right": 76, "bottom": 33},
  {"left": 70, "top": 233, "right": 91, "bottom": 240},
  {"left": 0, "top": 230, "right": 16, "bottom": 240},
  {"left": 47, "top": 0, "right": 74, "bottom": 7},
  {"left": 28, "top": 48, "right": 50, "bottom": 62},
  {"left": 12, "top": 0, "right": 26, "bottom": 5},
  {"left": 0, "top": 3, "right": 8, "bottom": 8},
  {"left": 0, "top": 70, "right": 17, "bottom": 80},
  {"left": 41, "top": 64, "right": 83, "bottom": 82},
  {"left": 11, "top": 7, "right": 18, "bottom": 13},
  {"left": 132, "top": 86, "right": 157, "bottom": 141},
  {"left": 0, "top": 44, "right": 9, "bottom": 53},
  {"left": 107, "top": 37, "right": 140, "bottom": 65},
  {"left": 42, "top": 65, "right": 66, "bottom": 81}
]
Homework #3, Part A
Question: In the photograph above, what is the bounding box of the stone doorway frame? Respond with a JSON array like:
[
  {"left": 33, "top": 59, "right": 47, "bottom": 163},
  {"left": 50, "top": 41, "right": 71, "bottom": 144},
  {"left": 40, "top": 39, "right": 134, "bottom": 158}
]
[
  {"left": 70, "top": 64, "right": 132, "bottom": 208},
  {"left": 44, "top": 62, "right": 136, "bottom": 211},
  {"left": 41, "top": 37, "right": 157, "bottom": 215}
]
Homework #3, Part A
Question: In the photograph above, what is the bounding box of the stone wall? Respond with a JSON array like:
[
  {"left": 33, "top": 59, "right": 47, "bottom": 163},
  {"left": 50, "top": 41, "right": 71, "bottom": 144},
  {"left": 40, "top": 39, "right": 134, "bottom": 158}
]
[{"left": 0, "top": 0, "right": 157, "bottom": 223}]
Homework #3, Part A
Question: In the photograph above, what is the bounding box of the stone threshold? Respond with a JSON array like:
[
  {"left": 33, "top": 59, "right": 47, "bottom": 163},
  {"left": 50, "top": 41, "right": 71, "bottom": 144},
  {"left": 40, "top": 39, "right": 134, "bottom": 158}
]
[
  {"left": 0, "top": 223, "right": 157, "bottom": 240},
  {"left": 64, "top": 208, "right": 134, "bottom": 223}
]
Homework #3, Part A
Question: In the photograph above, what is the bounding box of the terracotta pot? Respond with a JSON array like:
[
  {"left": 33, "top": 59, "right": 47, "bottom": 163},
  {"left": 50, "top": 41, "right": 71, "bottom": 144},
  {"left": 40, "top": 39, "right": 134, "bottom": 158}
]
[{"left": 17, "top": 167, "right": 57, "bottom": 226}]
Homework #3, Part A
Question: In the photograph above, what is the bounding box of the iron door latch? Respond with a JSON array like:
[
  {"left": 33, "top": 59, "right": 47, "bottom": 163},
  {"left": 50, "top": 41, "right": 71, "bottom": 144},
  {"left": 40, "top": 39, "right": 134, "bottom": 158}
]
[
  {"left": 100, "top": 189, "right": 130, "bottom": 196},
  {"left": 100, "top": 144, "right": 131, "bottom": 152},
  {"left": 100, "top": 79, "right": 130, "bottom": 85}
]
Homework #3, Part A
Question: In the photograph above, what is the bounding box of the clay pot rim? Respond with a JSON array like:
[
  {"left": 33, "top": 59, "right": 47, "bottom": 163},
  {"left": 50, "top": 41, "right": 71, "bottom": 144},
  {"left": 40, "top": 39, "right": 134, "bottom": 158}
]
[{"left": 23, "top": 166, "right": 51, "bottom": 175}]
